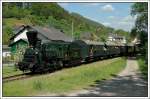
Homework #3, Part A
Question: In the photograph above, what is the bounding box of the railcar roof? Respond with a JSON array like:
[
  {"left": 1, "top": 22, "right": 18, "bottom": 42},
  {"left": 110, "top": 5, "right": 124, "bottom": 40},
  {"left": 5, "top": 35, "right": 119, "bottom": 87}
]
[
  {"left": 127, "top": 43, "right": 134, "bottom": 46},
  {"left": 83, "top": 40, "right": 105, "bottom": 45},
  {"left": 106, "top": 41, "right": 126, "bottom": 46},
  {"left": 43, "top": 41, "right": 70, "bottom": 45}
]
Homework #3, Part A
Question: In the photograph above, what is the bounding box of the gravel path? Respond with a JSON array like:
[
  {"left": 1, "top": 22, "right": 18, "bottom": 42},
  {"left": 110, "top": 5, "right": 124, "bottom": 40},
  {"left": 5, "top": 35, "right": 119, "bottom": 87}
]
[{"left": 65, "top": 57, "right": 148, "bottom": 97}]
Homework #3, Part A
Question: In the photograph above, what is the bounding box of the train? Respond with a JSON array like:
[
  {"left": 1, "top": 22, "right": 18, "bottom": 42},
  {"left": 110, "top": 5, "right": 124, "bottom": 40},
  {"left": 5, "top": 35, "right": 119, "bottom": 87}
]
[{"left": 17, "top": 31, "right": 138, "bottom": 73}]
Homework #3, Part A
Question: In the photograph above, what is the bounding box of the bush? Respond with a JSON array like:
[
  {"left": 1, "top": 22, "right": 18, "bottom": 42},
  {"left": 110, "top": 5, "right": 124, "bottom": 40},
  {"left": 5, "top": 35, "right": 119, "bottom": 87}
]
[
  {"left": 138, "top": 57, "right": 148, "bottom": 80},
  {"left": 28, "top": 15, "right": 45, "bottom": 26}
]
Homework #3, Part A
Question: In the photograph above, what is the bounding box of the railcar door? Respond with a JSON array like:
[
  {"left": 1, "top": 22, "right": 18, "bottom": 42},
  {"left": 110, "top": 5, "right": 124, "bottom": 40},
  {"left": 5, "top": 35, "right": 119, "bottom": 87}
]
[{"left": 68, "top": 44, "right": 81, "bottom": 60}]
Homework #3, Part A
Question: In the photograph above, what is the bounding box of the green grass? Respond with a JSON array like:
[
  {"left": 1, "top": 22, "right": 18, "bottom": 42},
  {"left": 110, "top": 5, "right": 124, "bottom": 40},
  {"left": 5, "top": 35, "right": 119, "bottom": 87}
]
[
  {"left": 137, "top": 56, "right": 148, "bottom": 80},
  {"left": 3, "top": 18, "right": 31, "bottom": 27},
  {"left": 3, "top": 57, "right": 126, "bottom": 96},
  {"left": 2, "top": 65, "right": 23, "bottom": 78}
]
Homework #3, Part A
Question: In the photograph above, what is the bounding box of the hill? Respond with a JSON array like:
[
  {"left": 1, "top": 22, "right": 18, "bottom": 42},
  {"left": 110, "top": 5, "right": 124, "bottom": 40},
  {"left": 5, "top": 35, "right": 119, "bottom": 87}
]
[{"left": 2, "top": 2, "right": 129, "bottom": 44}]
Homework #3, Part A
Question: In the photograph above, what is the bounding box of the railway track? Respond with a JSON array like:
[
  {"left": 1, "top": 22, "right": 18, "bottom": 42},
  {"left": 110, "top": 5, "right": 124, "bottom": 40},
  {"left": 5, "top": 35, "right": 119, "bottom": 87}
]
[
  {"left": 2, "top": 57, "right": 122, "bottom": 83},
  {"left": 2, "top": 58, "right": 112, "bottom": 83},
  {"left": 2, "top": 73, "right": 32, "bottom": 83}
]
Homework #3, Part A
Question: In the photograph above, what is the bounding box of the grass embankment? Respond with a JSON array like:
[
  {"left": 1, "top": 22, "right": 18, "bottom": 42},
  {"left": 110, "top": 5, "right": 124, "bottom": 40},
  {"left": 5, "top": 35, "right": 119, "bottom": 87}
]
[
  {"left": 137, "top": 56, "right": 148, "bottom": 80},
  {"left": 3, "top": 65, "right": 23, "bottom": 78},
  {"left": 3, "top": 57, "right": 126, "bottom": 96},
  {"left": 3, "top": 18, "right": 31, "bottom": 27}
]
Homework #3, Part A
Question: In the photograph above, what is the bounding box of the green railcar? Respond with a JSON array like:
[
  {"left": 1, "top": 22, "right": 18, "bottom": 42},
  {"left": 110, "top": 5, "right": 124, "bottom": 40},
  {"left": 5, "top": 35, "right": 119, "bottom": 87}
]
[
  {"left": 68, "top": 40, "right": 89, "bottom": 63},
  {"left": 42, "top": 41, "right": 69, "bottom": 61},
  {"left": 42, "top": 40, "right": 89, "bottom": 65},
  {"left": 127, "top": 45, "right": 135, "bottom": 56},
  {"left": 83, "top": 40, "right": 107, "bottom": 59}
]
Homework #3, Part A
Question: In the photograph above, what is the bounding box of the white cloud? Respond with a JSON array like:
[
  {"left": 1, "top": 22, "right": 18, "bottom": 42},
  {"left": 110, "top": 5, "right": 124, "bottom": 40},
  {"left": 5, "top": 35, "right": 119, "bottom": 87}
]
[{"left": 101, "top": 4, "right": 115, "bottom": 12}]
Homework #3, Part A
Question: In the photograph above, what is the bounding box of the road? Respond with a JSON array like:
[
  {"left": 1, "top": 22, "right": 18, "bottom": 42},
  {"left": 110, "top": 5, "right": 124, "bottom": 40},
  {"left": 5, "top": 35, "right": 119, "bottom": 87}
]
[{"left": 65, "top": 57, "right": 148, "bottom": 97}]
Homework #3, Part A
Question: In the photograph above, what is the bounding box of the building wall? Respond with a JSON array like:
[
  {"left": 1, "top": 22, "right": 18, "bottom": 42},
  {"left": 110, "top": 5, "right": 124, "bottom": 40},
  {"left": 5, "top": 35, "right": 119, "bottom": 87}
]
[
  {"left": 14, "top": 29, "right": 28, "bottom": 42},
  {"left": 10, "top": 41, "right": 28, "bottom": 61},
  {"left": 3, "top": 51, "right": 11, "bottom": 57},
  {"left": 11, "top": 41, "right": 28, "bottom": 54}
]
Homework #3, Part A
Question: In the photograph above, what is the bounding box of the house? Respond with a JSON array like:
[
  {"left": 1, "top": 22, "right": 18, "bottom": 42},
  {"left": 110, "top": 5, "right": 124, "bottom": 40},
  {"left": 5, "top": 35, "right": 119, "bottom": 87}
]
[
  {"left": 9, "top": 39, "right": 28, "bottom": 54},
  {"left": 132, "top": 37, "right": 141, "bottom": 44},
  {"left": 9, "top": 25, "right": 73, "bottom": 55},
  {"left": 107, "top": 33, "right": 126, "bottom": 44},
  {"left": 2, "top": 45, "right": 11, "bottom": 57},
  {"left": 2, "top": 45, "right": 12, "bottom": 63},
  {"left": 10, "top": 25, "right": 73, "bottom": 43}
]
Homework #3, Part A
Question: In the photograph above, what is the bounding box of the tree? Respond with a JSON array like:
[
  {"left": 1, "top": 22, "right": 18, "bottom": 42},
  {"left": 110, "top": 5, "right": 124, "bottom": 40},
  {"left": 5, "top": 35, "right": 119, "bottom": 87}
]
[
  {"left": 131, "top": 2, "right": 148, "bottom": 47},
  {"left": 100, "top": 36, "right": 106, "bottom": 42},
  {"left": 131, "top": 2, "right": 148, "bottom": 43},
  {"left": 2, "top": 3, "right": 31, "bottom": 19},
  {"left": 3, "top": 26, "right": 13, "bottom": 44},
  {"left": 130, "top": 28, "right": 138, "bottom": 39},
  {"left": 30, "top": 3, "right": 67, "bottom": 20},
  {"left": 131, "top": 2, "right": 148, "bottom": 79},
  {"left": 74, "top": 32, "right": 80, "bottom": 40}
]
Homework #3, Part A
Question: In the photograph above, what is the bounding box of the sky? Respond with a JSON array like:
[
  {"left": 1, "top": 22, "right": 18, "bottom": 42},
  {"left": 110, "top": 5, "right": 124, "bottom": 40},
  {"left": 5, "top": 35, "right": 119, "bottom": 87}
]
[{"left": 58, "top": 3, "right": 136, "bottom": 32}]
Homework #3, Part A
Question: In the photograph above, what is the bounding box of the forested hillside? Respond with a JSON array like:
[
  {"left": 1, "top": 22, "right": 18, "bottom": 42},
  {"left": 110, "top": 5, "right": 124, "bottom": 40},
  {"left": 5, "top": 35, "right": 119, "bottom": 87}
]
[{"left": 2, "top": 2, "right": 129, "bottom": 44}]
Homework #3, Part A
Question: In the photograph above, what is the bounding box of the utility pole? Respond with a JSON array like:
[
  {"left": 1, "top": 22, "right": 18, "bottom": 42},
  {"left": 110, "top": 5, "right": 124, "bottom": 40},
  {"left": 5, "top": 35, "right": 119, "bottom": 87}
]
[{"left": 72, "top": 20, "right": 74, "bottom": 40}]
